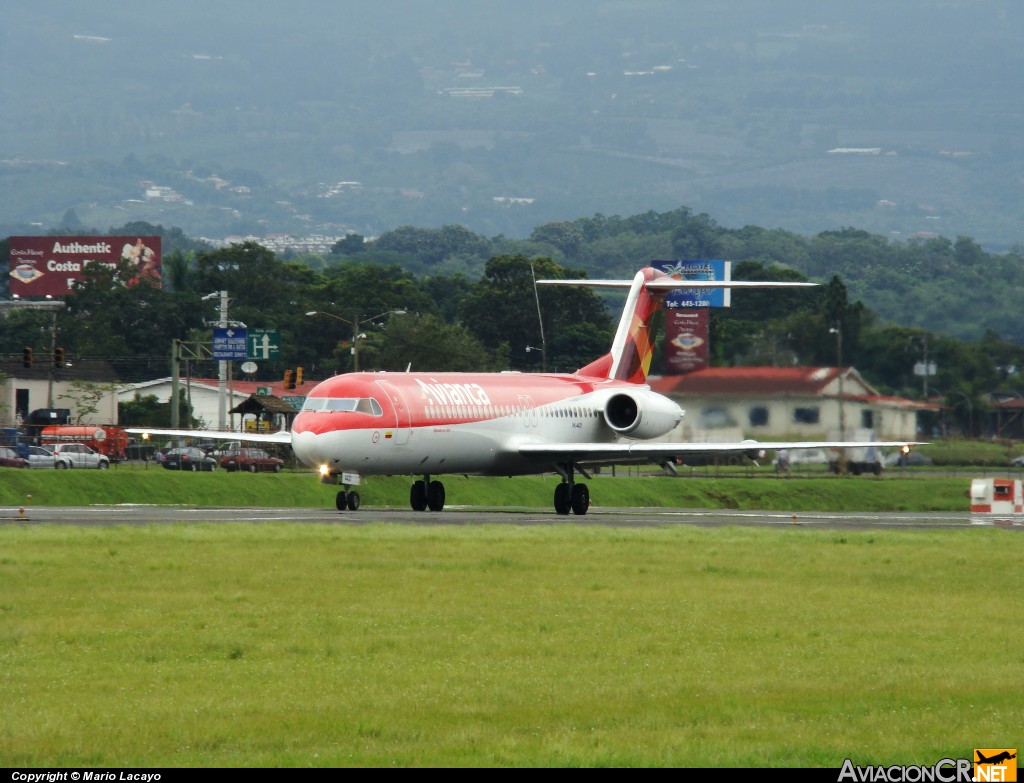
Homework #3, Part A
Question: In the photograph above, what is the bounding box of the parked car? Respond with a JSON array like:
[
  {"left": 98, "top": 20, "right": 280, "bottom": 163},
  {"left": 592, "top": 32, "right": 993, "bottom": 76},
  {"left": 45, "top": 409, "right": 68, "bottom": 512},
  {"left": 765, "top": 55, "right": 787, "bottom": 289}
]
[
  {"left": 884, "top": 449, "right": 933, "bottom": 467},
  {"left": 160, "top": 447, "right": 218, "bottom": 472},
  {"left": 27, "top": 445, "right": 56, "bottom": 469},
  {"left": 773, "top": 447, "right": 828, "bottom": 470},
  {"left": 220, "top": 447, "right": 284, "bottom": 473},
  {"left": 0, "top": 446, "right": 29, "bottom": 468},
  {"left": 50, "top": 443, "right": 110, "bottom": 469}
]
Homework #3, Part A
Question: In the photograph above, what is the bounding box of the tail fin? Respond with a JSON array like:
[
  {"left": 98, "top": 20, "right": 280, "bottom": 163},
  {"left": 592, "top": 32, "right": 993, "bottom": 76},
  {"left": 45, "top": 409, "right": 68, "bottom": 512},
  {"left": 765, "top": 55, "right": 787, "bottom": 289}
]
[
  {"left": 580, "top": 268, "right": 661, "bottom": 382},
  {"left": 538, "top": 267, "right": 817, "bottom": 384}
]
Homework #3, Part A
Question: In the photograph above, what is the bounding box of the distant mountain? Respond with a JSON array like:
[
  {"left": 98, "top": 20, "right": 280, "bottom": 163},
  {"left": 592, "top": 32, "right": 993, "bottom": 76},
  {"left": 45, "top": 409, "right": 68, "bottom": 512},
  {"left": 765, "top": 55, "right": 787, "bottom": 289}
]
[{"left": 3, "top": 0, "right": 1023, "bottom": 248}]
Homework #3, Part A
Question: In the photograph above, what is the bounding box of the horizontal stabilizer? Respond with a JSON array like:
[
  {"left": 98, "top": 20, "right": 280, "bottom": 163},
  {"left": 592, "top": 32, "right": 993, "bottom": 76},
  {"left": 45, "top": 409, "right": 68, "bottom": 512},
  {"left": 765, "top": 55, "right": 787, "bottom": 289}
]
[{"left": 539, "top": 278, "right": 816, "bottom": 290}]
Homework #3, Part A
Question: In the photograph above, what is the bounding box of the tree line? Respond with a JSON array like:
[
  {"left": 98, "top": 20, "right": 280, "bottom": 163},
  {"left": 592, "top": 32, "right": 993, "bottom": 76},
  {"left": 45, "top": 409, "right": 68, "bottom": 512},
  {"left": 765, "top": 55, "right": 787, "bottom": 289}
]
[{"left": 3, "top": 209, "right": 1024, "bottom": 436}]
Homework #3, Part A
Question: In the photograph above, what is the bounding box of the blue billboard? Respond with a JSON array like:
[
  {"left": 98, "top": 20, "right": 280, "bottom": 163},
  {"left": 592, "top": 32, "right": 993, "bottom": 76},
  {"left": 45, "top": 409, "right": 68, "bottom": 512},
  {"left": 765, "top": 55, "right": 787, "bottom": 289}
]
[
  {"left": 651, "top": 260, "right": 732, "bottom": 309},
  {"left": 212, "top": 327, "right": 248, "bottom": 360}
]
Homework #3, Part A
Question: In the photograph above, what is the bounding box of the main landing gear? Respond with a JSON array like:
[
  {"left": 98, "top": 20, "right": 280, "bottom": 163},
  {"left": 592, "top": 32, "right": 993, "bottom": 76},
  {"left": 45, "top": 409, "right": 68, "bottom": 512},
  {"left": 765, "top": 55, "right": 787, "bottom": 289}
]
[
  {"left": 554, "top": 463, "right": 590, "bottom": 516},
  {"left": 336, "top": 489, "right": 360, "bottom": 511},
  {"left": 410, "top": 476, "right": 445, "bottom": 512}
]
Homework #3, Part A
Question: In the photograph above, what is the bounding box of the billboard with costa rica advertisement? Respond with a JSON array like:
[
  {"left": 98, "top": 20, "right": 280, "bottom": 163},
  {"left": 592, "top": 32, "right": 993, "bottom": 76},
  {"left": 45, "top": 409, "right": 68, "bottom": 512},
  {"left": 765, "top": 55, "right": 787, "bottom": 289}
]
[
  {"left": 651, "top": 260, "right": 731, "bottom": 375},
  {"left": 9, "top": 236, "right": 162, "bottom": 298}
]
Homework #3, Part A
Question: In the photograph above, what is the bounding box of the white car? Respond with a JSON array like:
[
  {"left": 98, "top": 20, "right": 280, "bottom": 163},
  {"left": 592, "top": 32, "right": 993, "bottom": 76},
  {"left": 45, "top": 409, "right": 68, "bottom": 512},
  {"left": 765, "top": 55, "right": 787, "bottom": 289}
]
[
  {"left": 50, "top": 443, "right": 110, "bottom": 469},
  {"left": 773, "top": 448, "right": 828, "bottom": 469},
  {"left": 27, "top": 446, "right": 56, "bottom": 469}
]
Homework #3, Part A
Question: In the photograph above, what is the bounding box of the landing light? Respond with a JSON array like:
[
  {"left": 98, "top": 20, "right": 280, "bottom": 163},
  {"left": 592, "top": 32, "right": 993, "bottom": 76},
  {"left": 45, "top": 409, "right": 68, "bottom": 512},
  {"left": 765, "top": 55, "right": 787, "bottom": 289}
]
[
  {"left": 319, "top": 464, "right": 330, "bottom": 476},
  {"left": 901, "top": 444, "right": 911, "bottom": 455}
]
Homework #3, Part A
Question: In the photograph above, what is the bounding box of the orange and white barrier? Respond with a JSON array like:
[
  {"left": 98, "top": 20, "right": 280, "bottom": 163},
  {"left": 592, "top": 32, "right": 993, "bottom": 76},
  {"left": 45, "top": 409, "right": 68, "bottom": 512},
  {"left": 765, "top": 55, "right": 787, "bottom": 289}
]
[{"left": 970, "top": 478, "right": 1023, "bottom": 525}]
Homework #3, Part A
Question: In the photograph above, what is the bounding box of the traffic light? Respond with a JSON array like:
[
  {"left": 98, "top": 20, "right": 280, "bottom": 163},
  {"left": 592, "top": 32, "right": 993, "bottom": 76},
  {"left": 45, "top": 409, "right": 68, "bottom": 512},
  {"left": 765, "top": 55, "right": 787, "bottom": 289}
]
[
  {"left": 295, "top": 366, "right": 304, "bottom": 386},
  {"left": 284, "top": 369, "right": 295, "bottom": 390},
  {"left": 54, "top": 347, "right": 65, "bottom": 368},
  {"left": 22, "top": 347, "right": 33, "bottom": 368}
]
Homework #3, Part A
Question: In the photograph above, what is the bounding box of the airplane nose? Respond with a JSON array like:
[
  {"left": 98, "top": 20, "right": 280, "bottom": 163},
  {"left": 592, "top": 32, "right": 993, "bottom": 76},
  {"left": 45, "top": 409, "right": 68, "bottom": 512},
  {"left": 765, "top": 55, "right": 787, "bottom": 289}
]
[{"left": 291, "top": 430, "right": 323, "bottom": 467}]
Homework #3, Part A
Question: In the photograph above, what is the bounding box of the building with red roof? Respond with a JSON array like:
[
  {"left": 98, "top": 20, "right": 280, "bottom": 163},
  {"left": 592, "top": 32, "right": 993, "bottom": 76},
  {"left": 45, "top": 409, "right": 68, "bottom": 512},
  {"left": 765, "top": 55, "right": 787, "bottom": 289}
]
[{"left": 649, "top": 366, "right": 934, "bottom": 442}]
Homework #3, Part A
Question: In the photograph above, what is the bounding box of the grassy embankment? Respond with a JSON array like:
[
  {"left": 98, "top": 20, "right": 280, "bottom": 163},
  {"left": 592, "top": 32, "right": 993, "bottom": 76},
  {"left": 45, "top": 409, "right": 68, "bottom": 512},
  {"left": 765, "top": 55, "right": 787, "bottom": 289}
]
[{"left": 0, "top": 464, "right": 980, "bottom": 512}]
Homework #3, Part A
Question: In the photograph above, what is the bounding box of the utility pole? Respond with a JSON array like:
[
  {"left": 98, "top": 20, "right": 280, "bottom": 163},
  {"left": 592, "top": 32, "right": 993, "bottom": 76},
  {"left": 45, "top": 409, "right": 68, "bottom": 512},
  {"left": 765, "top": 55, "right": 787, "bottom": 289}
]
[
  {"left": 530, "top": 262, "right": 547, "bottom": 372},
  {"left": 46, "top": 309, "right": 58, "bottom": 408},
  {"left": 830, "top": 321, "right": 847, "bottom": 474},
  {"left": 202, "top": 290, "right": 231, "bottom": 430},
  {"left": 920, "top": 335, "right": 929, "bottom": 398}
]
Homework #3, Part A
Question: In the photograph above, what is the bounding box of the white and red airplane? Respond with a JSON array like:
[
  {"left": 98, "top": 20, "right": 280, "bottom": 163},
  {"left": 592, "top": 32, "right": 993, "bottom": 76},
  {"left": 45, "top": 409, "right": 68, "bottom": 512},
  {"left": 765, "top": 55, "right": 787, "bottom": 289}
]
[{"left": 131, "top": 266, "right": 923, "bottom": 514}]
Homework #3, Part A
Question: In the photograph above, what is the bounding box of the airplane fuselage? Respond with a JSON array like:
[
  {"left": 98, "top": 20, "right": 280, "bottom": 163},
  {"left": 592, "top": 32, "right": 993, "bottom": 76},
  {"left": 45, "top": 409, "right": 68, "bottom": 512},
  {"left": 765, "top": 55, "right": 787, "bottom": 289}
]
[{"left": 290, "top": 370, "right": 683, "bottom": 477}]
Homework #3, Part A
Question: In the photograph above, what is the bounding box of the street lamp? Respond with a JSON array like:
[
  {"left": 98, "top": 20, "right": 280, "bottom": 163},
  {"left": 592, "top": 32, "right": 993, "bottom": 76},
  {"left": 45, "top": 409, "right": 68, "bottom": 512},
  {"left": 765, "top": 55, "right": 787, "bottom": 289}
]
[
  {"left": 525, "top": 345, "right": 547, "bottom": 371},
  {"left": 910, "top": 335, "right": 934, "bottom": 399},
  {"left": 202, "top": 290, "right": 246, "bottom": 431},
  {"left": 306, "top": 309, "right": 406, "bottom": 371},
  {"left": 829, "top": 322, "right": 845, "bottom": 441},
  {"left": 829, "top": 322, "right": 847, "bottom": 474}
]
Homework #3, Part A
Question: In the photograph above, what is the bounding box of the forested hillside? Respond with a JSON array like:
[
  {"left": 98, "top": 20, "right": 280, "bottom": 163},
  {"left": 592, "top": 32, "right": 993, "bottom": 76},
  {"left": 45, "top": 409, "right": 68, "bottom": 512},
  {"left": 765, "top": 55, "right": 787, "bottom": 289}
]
[
  {"left": 334, "top": 208, "right": 1024, "bottom": 345},
  {"left": 3, "top": 1, "right": 1024, "bottom": 248}
]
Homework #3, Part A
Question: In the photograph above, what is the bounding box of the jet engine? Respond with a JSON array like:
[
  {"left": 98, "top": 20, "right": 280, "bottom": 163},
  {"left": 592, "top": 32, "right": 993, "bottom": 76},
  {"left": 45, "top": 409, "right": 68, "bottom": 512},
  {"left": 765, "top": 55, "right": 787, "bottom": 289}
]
[{"left": 603, "top": 390, "right": 684, "bottom": 440}]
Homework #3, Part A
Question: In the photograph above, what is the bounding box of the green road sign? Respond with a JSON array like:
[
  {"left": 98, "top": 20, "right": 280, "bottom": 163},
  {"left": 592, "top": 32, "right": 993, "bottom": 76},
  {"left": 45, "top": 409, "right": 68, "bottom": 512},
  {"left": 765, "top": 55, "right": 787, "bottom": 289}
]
[{"left": 247, "top": 328, "right": 281, "bottom": 360}]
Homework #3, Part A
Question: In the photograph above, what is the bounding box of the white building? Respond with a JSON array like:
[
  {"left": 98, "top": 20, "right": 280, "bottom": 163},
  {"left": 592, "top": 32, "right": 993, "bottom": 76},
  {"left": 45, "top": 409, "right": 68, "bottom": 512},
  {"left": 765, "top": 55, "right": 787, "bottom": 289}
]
[
  {"left": 118, "top": 376, "right": 306, "bottom": 432},
  {"left": 1, "top": 358, "right": 120, "bottom": 426},
  {"left": 649, "top": 366, "right": 933, "bottom": 443}
]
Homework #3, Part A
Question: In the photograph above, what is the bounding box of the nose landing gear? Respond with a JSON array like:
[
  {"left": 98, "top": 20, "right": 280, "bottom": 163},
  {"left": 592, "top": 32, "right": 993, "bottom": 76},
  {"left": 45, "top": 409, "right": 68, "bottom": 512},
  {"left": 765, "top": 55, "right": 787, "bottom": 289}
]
[{"left": 336, "top": 489, "right": 360, "bottom": 511}]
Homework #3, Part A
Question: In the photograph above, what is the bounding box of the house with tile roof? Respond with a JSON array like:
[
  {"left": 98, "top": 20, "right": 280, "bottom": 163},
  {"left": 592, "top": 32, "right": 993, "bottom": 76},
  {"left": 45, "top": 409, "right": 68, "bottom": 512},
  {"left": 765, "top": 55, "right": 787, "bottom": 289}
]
[{"left": 649, "top": 366, "right": 933, "bottom": 443}]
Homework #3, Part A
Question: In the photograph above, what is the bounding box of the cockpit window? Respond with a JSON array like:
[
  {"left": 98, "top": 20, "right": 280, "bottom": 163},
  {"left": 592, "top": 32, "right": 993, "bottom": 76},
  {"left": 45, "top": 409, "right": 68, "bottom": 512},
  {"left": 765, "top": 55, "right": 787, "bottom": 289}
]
[{"left": 302, "top": 397, "right": 383, "bottom": 416}]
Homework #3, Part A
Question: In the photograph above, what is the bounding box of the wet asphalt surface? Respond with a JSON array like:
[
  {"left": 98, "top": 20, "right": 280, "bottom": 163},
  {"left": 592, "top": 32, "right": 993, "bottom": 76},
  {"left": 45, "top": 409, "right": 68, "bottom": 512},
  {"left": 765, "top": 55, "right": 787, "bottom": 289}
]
[{"left": 3, "top": 504, "right": 1019, "bottom": 530}]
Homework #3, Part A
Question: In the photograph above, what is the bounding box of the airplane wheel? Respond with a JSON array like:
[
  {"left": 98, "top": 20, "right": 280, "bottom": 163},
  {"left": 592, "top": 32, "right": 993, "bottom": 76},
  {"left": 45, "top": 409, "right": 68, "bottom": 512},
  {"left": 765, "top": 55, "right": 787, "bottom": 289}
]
[
  {"left": 427, "top": 480, "right": 445, "bottom": 512},
  {"left": 553, "top": 483, "right": 571, "bottom": 515},
  {"left": 410, "top": 480, "right": 427, "bottom": 511},
  {"left": 347, "top": 491, "right": 361, "bottom": 511},
  {"left": 336, "top": 491, "right": 348, "bottom": 511},
  {"left": 570, "top": 483, "right": 590, "bottom": 516}
]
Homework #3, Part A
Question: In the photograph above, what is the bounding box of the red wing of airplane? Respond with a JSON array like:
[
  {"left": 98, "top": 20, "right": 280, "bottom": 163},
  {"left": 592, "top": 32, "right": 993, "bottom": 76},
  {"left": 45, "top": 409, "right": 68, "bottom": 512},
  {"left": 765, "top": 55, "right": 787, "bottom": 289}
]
[{"left": 129, "top": 266, "right": 925, "bottom": 515}]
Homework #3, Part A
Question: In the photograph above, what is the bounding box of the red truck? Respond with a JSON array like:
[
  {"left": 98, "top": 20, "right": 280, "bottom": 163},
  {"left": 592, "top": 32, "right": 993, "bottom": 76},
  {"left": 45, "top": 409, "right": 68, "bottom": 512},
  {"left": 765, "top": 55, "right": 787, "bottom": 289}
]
[{"left": 39, "top": 425, "right": 129, "bottom": 462}]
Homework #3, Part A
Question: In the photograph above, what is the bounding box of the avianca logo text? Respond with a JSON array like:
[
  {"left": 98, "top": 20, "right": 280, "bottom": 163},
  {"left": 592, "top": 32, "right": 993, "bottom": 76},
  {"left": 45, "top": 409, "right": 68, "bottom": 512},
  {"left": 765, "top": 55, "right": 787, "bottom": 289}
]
[{"left": 415, "top": 379, "right": 492, "bottom": 407}]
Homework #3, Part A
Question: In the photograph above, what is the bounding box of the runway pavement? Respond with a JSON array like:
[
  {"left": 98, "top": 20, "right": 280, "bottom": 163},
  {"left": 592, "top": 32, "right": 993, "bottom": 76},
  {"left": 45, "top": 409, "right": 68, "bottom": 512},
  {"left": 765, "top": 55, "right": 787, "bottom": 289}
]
[{"left": 3, "top": 504, "right": 1020, "bottom": 530}]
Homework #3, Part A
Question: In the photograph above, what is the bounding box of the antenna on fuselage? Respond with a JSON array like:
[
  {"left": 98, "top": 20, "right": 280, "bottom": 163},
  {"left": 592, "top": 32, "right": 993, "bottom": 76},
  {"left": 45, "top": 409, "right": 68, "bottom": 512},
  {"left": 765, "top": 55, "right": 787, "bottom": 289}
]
[{"left": 405, "top": 363, "right": 412, "bottom": 372}]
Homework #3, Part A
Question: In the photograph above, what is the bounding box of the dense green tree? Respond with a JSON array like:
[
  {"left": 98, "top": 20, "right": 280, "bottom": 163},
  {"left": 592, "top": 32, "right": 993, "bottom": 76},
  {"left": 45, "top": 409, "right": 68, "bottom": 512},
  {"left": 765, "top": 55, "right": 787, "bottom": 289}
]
[
  {"left": 162, "top": 249, "right": 194, "bottom": 292},
  {"left": 460, "top": 255, "right": 613, "bottom": 373},
  {"left": 301, "top": 262, "right": 438, "bottom": 376},
  {"left": 118, "top": 390, "right": 195, "bottom": 428},
  {"left": 529, "top": 221, "right": 584, "bottom": 258},
  {"left": 331, "top": 233, "right": 365, "bottom": 255},
  {"left": 60, "top": 259, "right": 203, "bottom": 380},
  {"left": 362, "top": 313, "right": 505, "bottom": 372},
  {"left": 372, "top": 224, "right": 491, "bottom": 267}
]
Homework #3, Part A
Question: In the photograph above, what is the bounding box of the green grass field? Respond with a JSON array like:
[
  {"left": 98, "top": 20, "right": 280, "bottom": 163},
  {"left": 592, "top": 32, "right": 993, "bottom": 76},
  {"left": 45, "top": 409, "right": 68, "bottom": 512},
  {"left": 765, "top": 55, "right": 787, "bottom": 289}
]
[
  {"left": 1, "top": 467, "right": 1020, "bottom": 767},
  {"left": 1, "top": 523, "right": 1021, "bottom": 767}
]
